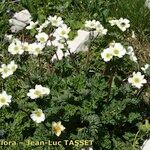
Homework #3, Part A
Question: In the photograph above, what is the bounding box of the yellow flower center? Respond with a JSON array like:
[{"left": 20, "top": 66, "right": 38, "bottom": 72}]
[
  {"left": 114, "top": 49, "right": 119, "bottom": 55},
  {"left": 53, "top": 125, "right": 61, "bottom": 133},
  {"left": 61, "top": 31, "right": 66, "bottom": 35},
  {"left": 35, "top": 48, "right": 41, "bottom": 53},
  {"left": 53, "top": 20, "right": 57, "bottom": 24},
  {"left": 14, "top": 46, "right": 19, "bottom": 51},
  {"left": 106, "top": 53, "right": 111, "bottom": 58},
  {"left": 0, "top": 97, "right": 6, "bottom": 103},
  {"left": 3, "top": 67, "right": 9, "bottom": 73},
  {"left": 11, "top": 66, "right": 16, "bottom": 72},
  {"left": 23, "top": 46, "right": 28, "bottom": 51},
  {"left": 34, "top": 90, "right": 42, "bottom": 96},
  {"left": 134, "top": 78, "right": 140, "bottom": 83},
  {"left": 40, "top": 37, "right": 45, "bottom": 42},
  {"left": 35, "top": 111, "right": 42, "bottom": 117}
]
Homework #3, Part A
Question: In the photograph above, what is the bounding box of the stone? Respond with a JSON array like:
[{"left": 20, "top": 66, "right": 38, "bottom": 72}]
[
  {"left": 141, "top": 139, "right": 150, "bottom": 150},
  {"left": 4, "top": 34, "right": 13, "bottom": 43},
  {"left": 9, "top": 9, "right": 32, "bottom": 33},
  {"left": 13, "top": 10, "right": 32, "bottom": 24},
  {"left": 68, "top": 30, "right": 90, "bottom": 53},
  {"left": 51, "top": 30, "right": 94, "bottom": 61}
]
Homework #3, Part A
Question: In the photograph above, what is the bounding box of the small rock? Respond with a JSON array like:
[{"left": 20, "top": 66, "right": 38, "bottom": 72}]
[
  {"left": 141, "top": 139, "right": 150, "bottom": 150},
  {"left": 51, "top": 30, "right": 94, "bottom": 61},
  {"left": 13, "top": 10, "right": 32, "bottom": 24},
  {"left": 68, "top": 30, "right": 90, "bottom": 53},
  {"left": 4, "top": 34, "right": 13, "bottom": 42},
  {"left": 9, "top": 9, "right": 32, "bottom": 33}
]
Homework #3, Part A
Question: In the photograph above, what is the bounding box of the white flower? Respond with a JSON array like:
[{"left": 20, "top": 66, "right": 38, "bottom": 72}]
[
  {"left": 129, "top": 53, "right": 138, "bottom": 63},
  {"left": 36, "top": 20, "right": 50, "bottom": 32},
  {"left": 51, "top": 49, "right": 64, "bottom": 61},
  {"left": 96, "top": 24, "right": 108, "bottom": 35},
  {"left": 47, "top": 38, "right": 64, "bottom": 49},
  {"left": 142, "top": 138, "right": 150, "bottom": 150},
  {"left": 109, "top": 18, "right": 130, "bottom": 32},
  {"left": 127, "top": 46, "right": 134, "bottom": 55},
  {"left": 22, "top": 42, "right": 31, "bottom": 52},
  {"left": 110, "top": 42, "right": 126, "bottom": 58},
  {"left": 145, "top": 0, "right": 150, "bottom": 9},
  {"left": 131, "top": 30, "right": 136, "bottom": 38},
  {"left": 0, "top": 64, "right": 12, "bottom": 79},
  {"left": 48, "top": 15, "right": 64, "bottom": 27},
  {"left": 127, "top": 46, "right": 138, "bottom": 63},
  {"left": 7, "top": 60, "right": 18, "bottom": 72},
  {"left": 30, "top": 109, "right": 45, "bottom": 123},
  {"left": 101, "top": 48, "right": 113, "bottom": 62},
  {"left": 109, "top": 19, "right": 119, "bottom": 26},
  {"left": 128, "top": 72, "right": 147, "bottom": 89},
  {"left": 35, "top": 32, "right": 49, "bottom": 44},
  {"left": 0, "top": 61, "right": 18, "bottom": 79},
  {"left": 26, "top": 21, "right": 38, "bottom": 30},
  {"left": 29, "top": 43, "right": 44, "bottom": 56},
  {"left": 141, "top": 64, "right": 150, "bottom": 73},
  {"left": 41, "top": 20, "right": 50, "bottom": 28},
  {"left": 52, "top": 121, "right": 65, "bottom": 137},
  {"left": 36, "top": 26, "right": 43, "bottom": 33},
  {"left": 41, "top": 87, "right": 50, "bottom": 95},
  {"left": 116, "top": 18, "right": 130, "bottom": 32},
  {"left": 8, "top": 39, "right": 24, "bottom": 55},
  {"left": 27, "top": 85, "right": 50, "bottom": 99},
  {"left": 0, "top": 91, "right": 12, "bottom": 108},
  {"left": 54, "top": 24, "right": 70, "bottom": 39},
  {"left": 85, "top": 20, "right": 99, "bottom": 29}
]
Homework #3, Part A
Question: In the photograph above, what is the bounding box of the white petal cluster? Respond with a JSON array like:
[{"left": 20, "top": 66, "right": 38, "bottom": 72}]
[
  {"left": 109, "top": 18, "right": 130, "bottom": 32},
  {"left": 101, "top": 42, "right": 126, "bottom": 62},
  {"left": 29, "top": 43, "right": 45, "bottom": 56},
  {"left": 127, "top": 46, "right": 138, "bottom": 63},
  {"left": 27, "top": 85, "right": 50, "bottom": 99},
  {"left": 22, "top": 42, "right": 31, "bottom": 52},
  {"left": 47, "top": 37, "right": 64, "bottom": 52},
  {"left": 110, "top": 42, "right": 126, "bottom": 58},
  {"left": 30, "top": 109, "right": 45, "bottom": 123},
  {"left": 8, "top": 39, "right": 45, "bottom": 56},
  {"left": 36, "top": 20, "right": 50, "bottom": 33},
  {"left": 0, "top": 61, "right": 18, "bottom": 78},
  {"left": 145, "top": 0, "right": 150, "bottom": 9},
  {"left": 96, "top": 24, "right": 108, "bottom": 35},
  {"left": 101, "top": 48, "right": 113, "bottom": 62},
  {"left": 26, "top": 21, "right": 38, "bottom": 30},
  {"left": 128, "top": 72, "right": 147, "bottom": 89},
  {"left": 141, "top": 64, "right": 149, "bottom": 73},
  {"left": 53, "top": 24, "right": 71, "bottom": 39},
  {"left": 0, "top": 91, "right": 12, "bottom": 108},
  {"left": 48, "top": 15, "right": 64, "bottom": 27},
  {"left": 85, "top": 20, "right": 99, "bottom": 29},
  {"left": 85, "top": 20, "right": 107, "bottom": 35},
  {"left": 52, "top": 121, "right": 65, "bottom": 137},
  {"left": 8, "top": 39, "right": 24, "bottom": 55},
  {"left": 35, "top": 32, "right": 49, "bottom": 44},
  {"left": 109, "top": 19, "right": 119, "bottom": 26}
]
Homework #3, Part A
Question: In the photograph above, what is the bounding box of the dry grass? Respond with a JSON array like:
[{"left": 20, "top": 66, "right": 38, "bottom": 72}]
[{"left": 126, "top": 37, "right": 150, "bottom": 64}]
